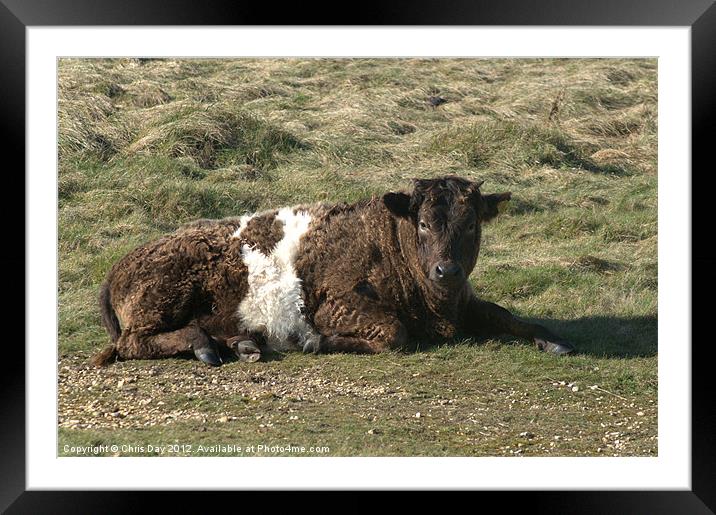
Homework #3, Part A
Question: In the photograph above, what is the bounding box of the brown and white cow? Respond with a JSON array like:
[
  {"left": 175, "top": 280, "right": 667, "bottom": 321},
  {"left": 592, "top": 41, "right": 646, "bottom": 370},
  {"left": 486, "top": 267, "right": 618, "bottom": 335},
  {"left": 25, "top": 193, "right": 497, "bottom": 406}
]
[{"left": 91, "top": 176, "right": 574, "bottom": 367}]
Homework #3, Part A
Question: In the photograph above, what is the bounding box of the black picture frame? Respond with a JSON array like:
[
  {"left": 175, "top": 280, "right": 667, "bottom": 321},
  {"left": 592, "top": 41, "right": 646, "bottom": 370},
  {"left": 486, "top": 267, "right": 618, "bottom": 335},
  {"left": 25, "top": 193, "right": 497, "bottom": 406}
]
[{"left": 5, "top": 0, "right": 714, "bottom": 511}]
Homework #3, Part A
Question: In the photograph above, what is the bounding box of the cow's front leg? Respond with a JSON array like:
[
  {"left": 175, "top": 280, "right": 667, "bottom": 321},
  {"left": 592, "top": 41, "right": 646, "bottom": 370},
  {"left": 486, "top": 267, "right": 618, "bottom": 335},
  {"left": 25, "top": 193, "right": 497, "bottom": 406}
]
[
  {"left": 308, "top": 329, "right": 408, "bottom": 354},
  {"left": 461, "top": 296, "right": 574, "bottom": 355},
  {"left": 306, "top": 301, "right": 408, "bottom": 354}
]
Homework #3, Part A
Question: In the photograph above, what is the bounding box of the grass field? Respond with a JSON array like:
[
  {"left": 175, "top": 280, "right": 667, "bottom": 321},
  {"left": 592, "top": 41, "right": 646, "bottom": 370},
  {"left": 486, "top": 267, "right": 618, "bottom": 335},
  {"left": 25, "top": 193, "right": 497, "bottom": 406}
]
[{"left": 58, "top": 58, "right": 657, "bottom": 457}]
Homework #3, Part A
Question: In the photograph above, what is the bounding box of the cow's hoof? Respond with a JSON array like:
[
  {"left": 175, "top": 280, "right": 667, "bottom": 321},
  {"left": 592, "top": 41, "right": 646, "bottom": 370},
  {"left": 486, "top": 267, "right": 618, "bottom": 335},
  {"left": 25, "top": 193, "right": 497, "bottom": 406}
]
[
  {"left": 535, "top": 338, "right": 575, "bottom": 355},
  {"left": 233, "top": 340, "right": 262, "bottom": 363},
  {"left": 302, "top": 335, "right": 322, "bottom": 354},
  {"left": 193, "top": 342, "right": 222, "bottom": 367}
]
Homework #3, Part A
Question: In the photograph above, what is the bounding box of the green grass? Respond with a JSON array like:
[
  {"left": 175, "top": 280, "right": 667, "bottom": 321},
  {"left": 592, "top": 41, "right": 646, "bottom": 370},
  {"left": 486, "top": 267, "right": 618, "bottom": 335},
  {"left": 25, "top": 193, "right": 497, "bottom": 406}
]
[{"left": 58, "top": 58, "right": 657, "bottom": 456}]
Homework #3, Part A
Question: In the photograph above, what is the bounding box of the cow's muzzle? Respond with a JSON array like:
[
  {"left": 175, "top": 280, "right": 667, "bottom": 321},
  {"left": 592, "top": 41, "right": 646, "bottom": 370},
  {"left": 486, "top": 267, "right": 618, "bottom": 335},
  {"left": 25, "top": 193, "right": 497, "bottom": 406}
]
[{"left": 431, "top": 261, "right": 463, "bottom": 282}]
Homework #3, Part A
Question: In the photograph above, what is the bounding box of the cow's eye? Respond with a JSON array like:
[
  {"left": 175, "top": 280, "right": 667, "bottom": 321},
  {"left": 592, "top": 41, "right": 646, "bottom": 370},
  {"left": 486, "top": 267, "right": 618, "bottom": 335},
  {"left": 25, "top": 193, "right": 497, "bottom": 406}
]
[
  {"left": 467, "top": 223, "right": 476, "bottom": 232},
  {"left": 419, "top": 221, "right": 429, "bottom": 231}
]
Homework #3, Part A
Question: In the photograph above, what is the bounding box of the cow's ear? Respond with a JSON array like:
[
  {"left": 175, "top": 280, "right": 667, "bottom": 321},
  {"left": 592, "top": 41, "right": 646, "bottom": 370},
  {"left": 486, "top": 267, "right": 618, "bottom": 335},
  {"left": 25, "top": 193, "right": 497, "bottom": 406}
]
[
  {"left": 383, "top": 192, "right": 412, "bottom": 218},
  {"left": 481, "top": 192, "right": 512, "bottom": 222},
  {"left": 465, "top": 180, "right": 485, "bottom": 208}
]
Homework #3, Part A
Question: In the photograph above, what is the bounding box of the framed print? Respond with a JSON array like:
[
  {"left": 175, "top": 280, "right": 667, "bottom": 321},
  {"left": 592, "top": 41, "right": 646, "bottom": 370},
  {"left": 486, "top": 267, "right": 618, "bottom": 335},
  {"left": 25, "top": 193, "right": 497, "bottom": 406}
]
[{"left": 7, "top": 0, "right": 715, "bottom": 511}]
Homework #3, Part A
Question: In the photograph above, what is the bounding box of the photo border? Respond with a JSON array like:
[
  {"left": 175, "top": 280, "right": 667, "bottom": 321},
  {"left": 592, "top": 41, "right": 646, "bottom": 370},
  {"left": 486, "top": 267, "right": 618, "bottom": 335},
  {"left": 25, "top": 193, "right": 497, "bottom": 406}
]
[{"left": 6, "top": 0, "right": 714, "bottom": 510}]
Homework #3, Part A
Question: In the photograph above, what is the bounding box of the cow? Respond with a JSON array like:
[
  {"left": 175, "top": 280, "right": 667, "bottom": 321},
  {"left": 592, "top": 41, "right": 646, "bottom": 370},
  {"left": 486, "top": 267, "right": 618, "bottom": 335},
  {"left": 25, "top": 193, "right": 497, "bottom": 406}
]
[{"left": 91, "top": 175, "right": 574, "bottom": 367}]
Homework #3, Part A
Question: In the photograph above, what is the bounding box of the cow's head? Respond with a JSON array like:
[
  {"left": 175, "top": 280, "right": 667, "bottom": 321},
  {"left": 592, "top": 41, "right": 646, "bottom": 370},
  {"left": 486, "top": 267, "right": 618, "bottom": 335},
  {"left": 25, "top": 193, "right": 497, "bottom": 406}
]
[{"left": 383, "top": 176, "right": 511, "bottom": 289}]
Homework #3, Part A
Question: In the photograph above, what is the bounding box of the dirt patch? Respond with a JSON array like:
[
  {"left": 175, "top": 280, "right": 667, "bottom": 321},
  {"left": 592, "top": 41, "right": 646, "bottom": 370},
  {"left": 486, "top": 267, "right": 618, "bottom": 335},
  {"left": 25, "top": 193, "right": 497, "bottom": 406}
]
[{"left": 58, "top": 351, "right": 657, "bottom": 457}]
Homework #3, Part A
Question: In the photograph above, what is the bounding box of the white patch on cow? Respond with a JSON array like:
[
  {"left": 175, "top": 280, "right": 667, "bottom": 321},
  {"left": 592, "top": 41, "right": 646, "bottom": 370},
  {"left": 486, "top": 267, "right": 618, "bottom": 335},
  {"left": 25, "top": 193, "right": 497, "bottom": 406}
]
[
  {"left": 231, "top": 214, "right": 255, "bottom": 239},
  {"left": 236, "top": 207, "right": 320, "bottom": 351}
]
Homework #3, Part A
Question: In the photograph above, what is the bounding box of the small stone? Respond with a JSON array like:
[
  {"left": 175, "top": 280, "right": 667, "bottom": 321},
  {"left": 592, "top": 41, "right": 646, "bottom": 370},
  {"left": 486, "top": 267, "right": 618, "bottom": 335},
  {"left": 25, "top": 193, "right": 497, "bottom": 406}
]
[
  {"left": 571, "top": 386, "right": 579, "bottom": 392},
  {"left": 415, "top": 412, "right": 421, "bottom": 418},
  {"left": 637, "top": 411, "right": 644, "bottom": 416},
  {"left": 218, "top": 416, "right": 229, "bottom": 423}
]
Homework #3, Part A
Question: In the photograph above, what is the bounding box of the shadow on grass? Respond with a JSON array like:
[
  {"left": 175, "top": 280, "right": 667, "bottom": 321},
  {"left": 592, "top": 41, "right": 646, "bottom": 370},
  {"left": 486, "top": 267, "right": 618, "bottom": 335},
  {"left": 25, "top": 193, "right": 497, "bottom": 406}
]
[
  {"left": 79, "top": 315, "right": 656, "bottom": 367},
  {"left": 196, "top": 315, "right": 657, "bottom": 363},
  {"left": 514, "top": 315, "right": 657, "bottom": 358}
]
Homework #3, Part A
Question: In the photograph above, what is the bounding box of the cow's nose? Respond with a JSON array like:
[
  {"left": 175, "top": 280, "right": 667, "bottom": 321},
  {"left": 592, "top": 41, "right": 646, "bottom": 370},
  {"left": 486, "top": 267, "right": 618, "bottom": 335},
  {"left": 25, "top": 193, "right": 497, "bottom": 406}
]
[{"left": 435, "top": 262, "right": 461, "bottom": 279}]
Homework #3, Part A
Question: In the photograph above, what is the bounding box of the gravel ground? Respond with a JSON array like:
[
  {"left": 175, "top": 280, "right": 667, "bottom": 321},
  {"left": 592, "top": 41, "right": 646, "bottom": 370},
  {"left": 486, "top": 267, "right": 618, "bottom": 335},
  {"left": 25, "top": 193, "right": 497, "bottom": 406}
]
[{"left": 58, "top": 350, "right": 657, "bottom": 457}]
